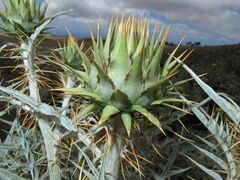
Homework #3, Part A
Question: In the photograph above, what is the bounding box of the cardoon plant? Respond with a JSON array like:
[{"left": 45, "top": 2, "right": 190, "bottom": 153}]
[
  {"left": 0, "top": 0, "right": 61, "bottom": 179},
  {"left": 59, "top": 17, "right": 190, "bottom": 179}
]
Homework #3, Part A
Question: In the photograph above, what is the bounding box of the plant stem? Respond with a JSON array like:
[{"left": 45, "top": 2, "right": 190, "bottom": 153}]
[
  {"left": 103, "top": 117, "right": 124, "bottom": 180},
  {"left": 180, "top": 94, "right": 237, "bottom": 179},
  {"left": 104, "top": 134, "right": 122, "bottom": 180},
  {"left": 61, "top": 76, "right": 75, "bottom": 116},
  {"left": 21, "top": 43, "right": 40, "bottom": 101},
  {"left": 21, "top": 42, "right": 61, "bottom": 180}
]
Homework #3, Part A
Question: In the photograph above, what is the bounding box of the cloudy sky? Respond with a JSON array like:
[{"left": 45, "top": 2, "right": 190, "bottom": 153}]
[{"left": 1, "top": 0, "right": 240, "bottom": 45}]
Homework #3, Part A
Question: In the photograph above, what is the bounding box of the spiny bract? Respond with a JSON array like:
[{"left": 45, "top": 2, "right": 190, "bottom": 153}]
[
  {"left": 0, "top": 0, "right": 48, "bottom": 36},
  {"left": 59, "top": 35, "right": 83, "bottom": 69},
  {"left": 61, "top": 17, "right": 189, "bottom": 136}
]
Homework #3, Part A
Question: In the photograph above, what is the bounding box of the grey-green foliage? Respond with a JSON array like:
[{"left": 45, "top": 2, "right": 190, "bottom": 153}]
[
  {"left": 0, "top": 1, "right": 101, "bottom": 179},
  {"left": 0, "top": 0, "right": 48, "bottom": 36},
  {"left": 59, "top": 35, "right": 83, "bottom": 69},
  {"left": 0, "top": 85, "right": 102, "bottom": 179},
  {"left": 0, "top": 115, "right": 45, "bottom": 180},
  {"left": 176, "top": 60, "right": 239, "bottom": 179},
  {"left": 176, "top": 57, "right": 240, "bottom": 125}
]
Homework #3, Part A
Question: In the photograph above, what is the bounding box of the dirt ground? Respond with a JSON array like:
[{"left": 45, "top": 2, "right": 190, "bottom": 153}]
[{"left": 164, "top": 44, "right": 240, "bottom": 104}]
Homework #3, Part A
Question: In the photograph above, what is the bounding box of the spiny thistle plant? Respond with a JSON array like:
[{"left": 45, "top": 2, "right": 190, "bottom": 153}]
[
  {"left": 0, "top": 0, "right": 49, "bottom": 37},
  {"left": 0, "top": 1, "right": 63, "bottom": 179},
  {"left": 57, "top": 17, "right": 192, "bottom": 179},
  {"left": 59, "top": 35, "right": 83, "bottom": 69},
  {"left": 61, "top": 18, "right": 189, "bottom": 136}
]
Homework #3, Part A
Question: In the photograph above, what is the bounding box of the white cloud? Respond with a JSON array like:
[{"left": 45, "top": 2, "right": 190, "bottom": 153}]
[{"left": 44, "top": 0, "right": 240, "bottom": 44}]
